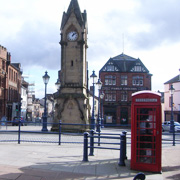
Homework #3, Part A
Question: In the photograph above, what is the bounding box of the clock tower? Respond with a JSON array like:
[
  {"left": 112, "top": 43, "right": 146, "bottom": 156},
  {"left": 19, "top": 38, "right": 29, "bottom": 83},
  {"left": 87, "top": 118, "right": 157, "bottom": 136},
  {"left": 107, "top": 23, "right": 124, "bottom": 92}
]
[{"left": 54, "top": 0, "right": 90, "bottom": 131}]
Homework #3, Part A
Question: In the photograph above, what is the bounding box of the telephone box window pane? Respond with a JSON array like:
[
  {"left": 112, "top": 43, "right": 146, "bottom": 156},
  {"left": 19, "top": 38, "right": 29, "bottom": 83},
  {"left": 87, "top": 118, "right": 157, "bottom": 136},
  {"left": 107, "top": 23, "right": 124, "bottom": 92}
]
[{"left": 136, "top": 108, "right": 156, "bottom": 164}]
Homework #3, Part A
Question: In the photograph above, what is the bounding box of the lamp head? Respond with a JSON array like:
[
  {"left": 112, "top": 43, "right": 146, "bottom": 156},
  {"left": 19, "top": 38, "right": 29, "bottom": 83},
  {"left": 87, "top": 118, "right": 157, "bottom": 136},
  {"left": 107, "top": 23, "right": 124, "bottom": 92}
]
[
  {"left": 55, "top": 79, "right": 61, "bottom": 90},
  {"left": 96, "top": 78, "right": 102, "bottom": 90},
  {"left": 43, "top": 71, "right": 50, "bottom": 84},
  {"left": 100, "top": 92, "right": 105, "bottom": 99},
  {"left": 90, "top": 70, "right": 97, "bottom": 82},
  {"left": 169, "top": 84, "right": 175, "bottom": 95}
]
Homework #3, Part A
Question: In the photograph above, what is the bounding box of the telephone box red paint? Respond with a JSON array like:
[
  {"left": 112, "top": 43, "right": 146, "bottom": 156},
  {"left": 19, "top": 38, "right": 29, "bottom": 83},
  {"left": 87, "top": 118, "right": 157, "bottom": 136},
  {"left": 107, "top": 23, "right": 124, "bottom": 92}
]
[{"left": 131, "top": 91, "right": 162, "bottom": 173}]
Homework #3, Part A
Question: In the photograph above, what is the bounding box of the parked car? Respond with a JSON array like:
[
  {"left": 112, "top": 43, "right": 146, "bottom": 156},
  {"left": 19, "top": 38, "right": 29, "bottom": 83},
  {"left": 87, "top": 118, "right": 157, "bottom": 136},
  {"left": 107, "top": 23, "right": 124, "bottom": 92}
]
[
  {"left": 162, "top": 121, "right": 180, "bottom": 132},
  {"left": 12, "top": 117, "right": 27, "bottom": 126}
]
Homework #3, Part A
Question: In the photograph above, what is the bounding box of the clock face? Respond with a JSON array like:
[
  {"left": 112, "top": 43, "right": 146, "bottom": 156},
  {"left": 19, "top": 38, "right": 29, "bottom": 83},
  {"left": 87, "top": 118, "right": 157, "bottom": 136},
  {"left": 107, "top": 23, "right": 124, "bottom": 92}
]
[{"left": 67, "top": 31, "right": 78, "bottom": 41}]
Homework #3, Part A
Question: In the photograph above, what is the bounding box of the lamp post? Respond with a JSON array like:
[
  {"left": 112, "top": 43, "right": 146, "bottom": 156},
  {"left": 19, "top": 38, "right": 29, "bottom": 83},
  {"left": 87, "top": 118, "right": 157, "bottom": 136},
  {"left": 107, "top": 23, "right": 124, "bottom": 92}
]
[
  {"left": 169, "top": 84, "right": 175, "bottom": 134},
  {"left": 42, "top": 71, "right": 50, "bottom": 132},
  {"left": 96, "top": 78, "right": 102, "bottom": 132},
  {"left": 100, "top": 92, "right": 105, "bottom": 128},
  {"left": 90, "top": 70, "right": 97, "bottom": 130}
]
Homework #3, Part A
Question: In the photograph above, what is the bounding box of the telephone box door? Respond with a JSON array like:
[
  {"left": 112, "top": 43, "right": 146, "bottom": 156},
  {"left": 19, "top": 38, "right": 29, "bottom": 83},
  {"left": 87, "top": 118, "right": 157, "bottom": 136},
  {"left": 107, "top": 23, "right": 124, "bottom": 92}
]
[{"left": 131, "top": 91, "right": 161, "bottom": 173}]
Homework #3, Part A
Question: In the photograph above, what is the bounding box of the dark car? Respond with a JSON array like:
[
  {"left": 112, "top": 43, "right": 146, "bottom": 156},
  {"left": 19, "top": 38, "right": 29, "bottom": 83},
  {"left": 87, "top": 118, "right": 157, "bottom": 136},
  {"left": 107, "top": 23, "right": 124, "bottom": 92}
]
[{"left": 12, "top": 117, "right": 27, "bottom": 126}]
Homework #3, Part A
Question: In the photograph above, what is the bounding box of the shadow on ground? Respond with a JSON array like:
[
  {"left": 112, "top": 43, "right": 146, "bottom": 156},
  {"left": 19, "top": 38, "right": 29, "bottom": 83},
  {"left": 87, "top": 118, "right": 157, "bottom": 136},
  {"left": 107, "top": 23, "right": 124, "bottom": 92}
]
[{"left": 0, "top": 158, "right": 148, "bottom": 180}]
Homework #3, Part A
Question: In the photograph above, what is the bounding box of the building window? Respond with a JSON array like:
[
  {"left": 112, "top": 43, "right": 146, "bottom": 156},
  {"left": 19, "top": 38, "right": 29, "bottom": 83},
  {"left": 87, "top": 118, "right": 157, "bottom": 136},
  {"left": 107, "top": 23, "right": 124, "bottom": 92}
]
[
  {"left": 16, "top": 73, "right": 17, "bottom": 82},
  {"left": 2, "top": 61, "right": 5, "bottom": 70},
  {"left": 132, "top": 76, "right": 143, "bottom": 86},
  {"left": 105, "top": 75, "right": 116, "bottom": 85},
  {"left": 71, "top": 60, "right": 74, "bottom": 67},
  {"left": 121, "top": 92, "right": 127, "bottom": 101},
  {"left": 121, "top": 75, "right": 127, "bottom": 85},
  {"left": 105, "top": 92, "right": 116, "bottom": 101},
  {"left": 107, "top": 65, "right": 114, "bottom": 71},
  {"left": 134, "top": 66, "right": 142, "bottom": 72},
  {"left": 169, "top": 97, "right": 172, "bottom": 107}
]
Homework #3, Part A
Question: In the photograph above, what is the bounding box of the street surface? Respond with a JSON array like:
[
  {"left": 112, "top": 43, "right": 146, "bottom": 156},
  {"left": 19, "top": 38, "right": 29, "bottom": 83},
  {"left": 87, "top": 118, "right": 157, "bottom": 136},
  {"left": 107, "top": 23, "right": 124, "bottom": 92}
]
[{"left": 0, "top": 125, "right": 180, "bottom": 179}]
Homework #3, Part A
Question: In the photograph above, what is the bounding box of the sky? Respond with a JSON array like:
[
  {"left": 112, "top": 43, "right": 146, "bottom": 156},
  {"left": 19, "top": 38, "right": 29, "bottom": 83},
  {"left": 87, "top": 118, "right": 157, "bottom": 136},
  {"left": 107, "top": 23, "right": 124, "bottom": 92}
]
[{"left": 0, "top": 0, "right": 180, "bottom": 98}]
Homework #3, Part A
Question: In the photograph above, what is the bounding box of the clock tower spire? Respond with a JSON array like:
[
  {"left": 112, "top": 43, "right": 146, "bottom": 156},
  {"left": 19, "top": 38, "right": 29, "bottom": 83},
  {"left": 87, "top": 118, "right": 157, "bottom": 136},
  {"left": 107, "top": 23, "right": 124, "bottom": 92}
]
[{"left": 54, "top": 0, "right": 90, "bottom": 132}]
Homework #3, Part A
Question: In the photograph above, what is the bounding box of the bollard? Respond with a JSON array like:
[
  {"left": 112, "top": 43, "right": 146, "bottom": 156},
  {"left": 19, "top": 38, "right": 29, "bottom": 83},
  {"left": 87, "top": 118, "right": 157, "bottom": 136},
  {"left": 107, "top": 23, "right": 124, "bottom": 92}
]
[
  {"left": 89, "top": 129, "right": 94, "bottom": 156},
  {"left": 118, "top": 134, "right": 126, "bottom": 166},
  {"left": 58, "top": 120, "right": 62, "bottom": 145},
  {"left": 97, "top": 121, "right": 101, "bottom": 146},
  {"left": 83, "top": 132, "right": 89, "bottom": 162},
  {"left": 122, "top": 131, "right": 127, "bottom": 159},
  {"left": 98, "top": 131, "right": 101, "bottom": 146},
  {"left": 18, "top": 119, "right": 21, "bottom": 144}
]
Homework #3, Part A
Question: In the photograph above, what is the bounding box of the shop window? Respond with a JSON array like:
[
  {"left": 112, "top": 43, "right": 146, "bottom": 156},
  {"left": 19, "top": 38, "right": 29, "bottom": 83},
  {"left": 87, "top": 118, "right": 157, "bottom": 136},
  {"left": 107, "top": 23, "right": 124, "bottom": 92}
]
[
  {"left": 105, "top": 92, "right": 116, "bottom": 101},
  {"left": 121, "top": 92, "right": 127, "bottom": 101}
]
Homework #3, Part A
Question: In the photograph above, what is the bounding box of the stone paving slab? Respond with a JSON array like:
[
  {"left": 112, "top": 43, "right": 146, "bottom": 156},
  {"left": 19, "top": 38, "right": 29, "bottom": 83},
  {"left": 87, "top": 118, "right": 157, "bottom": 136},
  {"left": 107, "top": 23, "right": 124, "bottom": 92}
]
[{"left": 0, "top": 128, "right": 180, "bottom": 179}]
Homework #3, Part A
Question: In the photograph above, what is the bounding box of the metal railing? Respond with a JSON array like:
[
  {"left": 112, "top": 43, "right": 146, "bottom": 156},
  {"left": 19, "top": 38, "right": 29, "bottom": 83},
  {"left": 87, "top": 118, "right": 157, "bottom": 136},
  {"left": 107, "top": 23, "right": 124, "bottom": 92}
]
[
  {"left": 82, "top": 130, "right": 127, "bottom": 166},
  {"left": 0, "top": 120, "right": 180, "bottom": 146},
  {"left": 162, "top": 131, "right": 180, "bottom": 146},
  {"left": 0, "top": 120, "right": 87, "bottom": 144}
]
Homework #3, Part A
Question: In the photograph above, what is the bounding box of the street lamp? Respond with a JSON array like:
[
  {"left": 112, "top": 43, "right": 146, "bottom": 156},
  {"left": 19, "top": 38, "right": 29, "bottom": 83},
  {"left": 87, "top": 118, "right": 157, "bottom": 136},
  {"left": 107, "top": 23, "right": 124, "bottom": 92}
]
[
  {"left": 96, "top": 78, "right": 102, "bottom": 132},
  {"left": 169, "top": 84, "right": 175, "bottom": 133},
  {"left": 42, "top": 71, "right": 50, "bottom": 131},
  {"left": 90, "top": 70, "right": 97, "bottom": 130},
  {"left": 100, "top": 92, "right": 105, "bottom": 128},
  {"left": 55, "top": 78, "right": 61, "bottom": 91}
]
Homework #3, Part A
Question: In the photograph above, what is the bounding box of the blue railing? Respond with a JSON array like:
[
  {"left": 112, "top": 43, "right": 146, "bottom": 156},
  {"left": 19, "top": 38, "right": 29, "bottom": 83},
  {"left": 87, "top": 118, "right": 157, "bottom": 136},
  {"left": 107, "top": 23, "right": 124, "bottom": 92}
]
[
  {"left": 0, "top": 120, "right": 180, "bottom": 146},
  {"left": 162, "top": 131, "right": 180, "bottom": 146},
  {"left": 82, "top": 130, "right": 127, "bottom": 166}
]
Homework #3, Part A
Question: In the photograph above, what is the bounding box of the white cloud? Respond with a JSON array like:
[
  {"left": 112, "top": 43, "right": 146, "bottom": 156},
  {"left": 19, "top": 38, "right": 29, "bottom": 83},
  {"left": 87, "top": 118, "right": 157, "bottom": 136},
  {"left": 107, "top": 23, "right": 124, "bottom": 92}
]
[{"left": 0, "top": 0, "right": 180, "bottom": 98}]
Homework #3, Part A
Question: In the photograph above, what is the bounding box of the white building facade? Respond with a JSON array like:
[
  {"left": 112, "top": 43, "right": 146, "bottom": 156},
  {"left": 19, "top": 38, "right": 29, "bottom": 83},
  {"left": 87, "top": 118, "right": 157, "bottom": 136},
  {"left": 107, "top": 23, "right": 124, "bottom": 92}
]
[{"left": 164, "top": 74, "right": 180, "bottom": 122}]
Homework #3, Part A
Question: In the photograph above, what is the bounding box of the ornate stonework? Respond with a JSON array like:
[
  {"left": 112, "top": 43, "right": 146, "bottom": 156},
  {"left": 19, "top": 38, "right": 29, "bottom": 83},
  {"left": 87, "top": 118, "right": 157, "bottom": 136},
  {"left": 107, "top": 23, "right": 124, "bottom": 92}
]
[{"left": 53, "top": 0, "right": 90, "bottom": 132}]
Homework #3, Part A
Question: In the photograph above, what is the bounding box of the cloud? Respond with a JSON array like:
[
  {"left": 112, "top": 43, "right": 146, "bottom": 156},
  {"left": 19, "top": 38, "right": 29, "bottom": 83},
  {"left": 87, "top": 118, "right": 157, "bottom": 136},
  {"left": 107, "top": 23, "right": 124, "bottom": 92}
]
[
  {"left": 4, "top": 20, "right": 60, "bottom": 70},
  {"left": 129, "top": 0, "right": 180, "bottom": 49}
]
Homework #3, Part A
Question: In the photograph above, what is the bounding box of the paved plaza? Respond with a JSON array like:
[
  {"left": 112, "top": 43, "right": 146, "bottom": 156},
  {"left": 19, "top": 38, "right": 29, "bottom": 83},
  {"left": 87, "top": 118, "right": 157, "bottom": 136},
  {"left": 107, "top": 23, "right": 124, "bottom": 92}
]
[{"left": 0, "top": 127, "right": 180, "bottom": 179}]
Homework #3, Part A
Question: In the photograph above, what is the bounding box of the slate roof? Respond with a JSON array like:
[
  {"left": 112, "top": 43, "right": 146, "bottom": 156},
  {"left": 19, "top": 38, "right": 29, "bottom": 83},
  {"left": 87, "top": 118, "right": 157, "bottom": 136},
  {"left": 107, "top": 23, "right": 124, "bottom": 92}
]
[
  {"left": 61, "top": 0, "right": 87, "bottom": 30},
  {"left": 164, "top": 75, "right": 180, "bottom": 84},
  {"left": 100, "top": 53, "right": 150, "bottom": 73}
]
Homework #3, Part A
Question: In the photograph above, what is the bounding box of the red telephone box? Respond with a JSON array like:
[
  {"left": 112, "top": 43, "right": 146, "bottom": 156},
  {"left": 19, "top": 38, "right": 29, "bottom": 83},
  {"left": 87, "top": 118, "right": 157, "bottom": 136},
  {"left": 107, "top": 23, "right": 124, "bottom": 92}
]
[{"left": 131, "top": 91, "right": 162, "bottom": 173}]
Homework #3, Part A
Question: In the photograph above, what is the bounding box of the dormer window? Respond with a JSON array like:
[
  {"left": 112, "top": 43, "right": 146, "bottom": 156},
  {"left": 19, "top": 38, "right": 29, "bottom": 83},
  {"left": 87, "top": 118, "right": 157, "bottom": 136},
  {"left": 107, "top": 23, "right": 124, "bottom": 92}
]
[
  {"left": 107, "top": 65, "right": 115, "bottom": 71},
  {"left": 134, "top": 66, "right": 142, "bottom": 72}
]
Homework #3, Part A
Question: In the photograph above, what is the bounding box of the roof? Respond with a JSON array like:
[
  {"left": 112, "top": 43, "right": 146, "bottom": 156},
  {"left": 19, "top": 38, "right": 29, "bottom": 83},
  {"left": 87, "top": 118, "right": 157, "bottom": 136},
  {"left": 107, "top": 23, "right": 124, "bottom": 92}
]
[
  {"left": 132, "top": 90, "right": 161, "bottom": 97},
  {"left": 61, "top": 0, "right": 87, "bottom": 30},
  {"left": 164, "top": 75, "right": 180, "bottom": 84},
  {"left": 100, "top": 53, "right": 150, "bottom": 73}
]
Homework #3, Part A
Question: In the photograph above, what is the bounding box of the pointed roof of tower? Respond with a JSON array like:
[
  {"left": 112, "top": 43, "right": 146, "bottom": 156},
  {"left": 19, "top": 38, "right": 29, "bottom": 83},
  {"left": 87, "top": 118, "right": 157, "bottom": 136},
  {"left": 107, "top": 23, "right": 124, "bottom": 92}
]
[{"left": 61, "top": 0, "right": 87, "bottom": 30}]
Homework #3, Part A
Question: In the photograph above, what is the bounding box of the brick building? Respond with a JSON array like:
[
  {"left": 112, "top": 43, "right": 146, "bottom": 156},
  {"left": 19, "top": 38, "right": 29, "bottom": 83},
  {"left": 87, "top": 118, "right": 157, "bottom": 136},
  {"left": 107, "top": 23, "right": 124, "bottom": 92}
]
[
  {"left": 99, "top": 53, "right": 152, "bottom": 126},
  {"left": 0, "top": 45, "right": 22, "bottom": 120},
  {"left": 0, "top": 45, "right": 8, "bottom": 119},
  {"left": 7, "top": 63, "right": 22, "bottom": 120}
]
